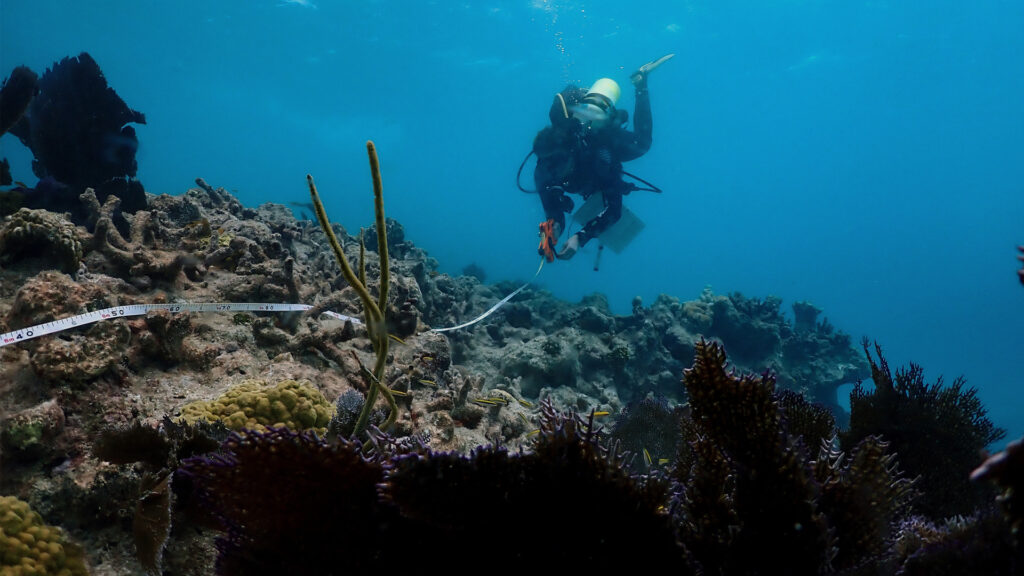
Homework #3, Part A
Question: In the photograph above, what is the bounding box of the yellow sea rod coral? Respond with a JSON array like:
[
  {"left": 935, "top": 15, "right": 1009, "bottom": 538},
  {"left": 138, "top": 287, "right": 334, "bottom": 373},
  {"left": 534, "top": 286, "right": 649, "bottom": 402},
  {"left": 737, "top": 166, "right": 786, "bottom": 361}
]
[
  {"left": 178, "top": 379, "right": 334, "bottom": 433},
  {"left": 0, "top": 495, "right": 88, "bottom": 576}
]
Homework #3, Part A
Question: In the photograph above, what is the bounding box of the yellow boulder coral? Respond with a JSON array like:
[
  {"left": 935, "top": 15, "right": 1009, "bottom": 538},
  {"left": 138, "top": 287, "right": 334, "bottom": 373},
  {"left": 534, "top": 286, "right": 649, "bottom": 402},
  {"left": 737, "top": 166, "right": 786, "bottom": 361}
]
[
  {"left": 178, "top": 379, "right": 334, "bottom": 434},
  {"left": 0, "top": 495, "right": 88, "bottom": 576}
]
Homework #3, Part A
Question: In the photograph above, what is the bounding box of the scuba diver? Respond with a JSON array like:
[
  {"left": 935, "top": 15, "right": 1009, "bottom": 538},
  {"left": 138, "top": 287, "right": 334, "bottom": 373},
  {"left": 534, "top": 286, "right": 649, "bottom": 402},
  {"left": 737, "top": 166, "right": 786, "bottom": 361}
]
[{"left": 529, "top": 54, "right": 672, "bottom": 261}]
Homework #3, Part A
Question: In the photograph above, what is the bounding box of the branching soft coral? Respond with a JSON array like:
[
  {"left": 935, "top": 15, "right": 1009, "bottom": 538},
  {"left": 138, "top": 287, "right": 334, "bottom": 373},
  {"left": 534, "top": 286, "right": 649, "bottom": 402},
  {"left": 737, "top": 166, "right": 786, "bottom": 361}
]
[
  {"left": 177, "top": 401, "right": 687, "bottom": 574},
  {"left": 677, "top": 339, "right": 914, "bottom": 575},
  {"left": 680, "top": 339, "right": 833, "bottom": 574},
  {"left": 842, "top": 340, "right": 1005, "bottom": 519}
]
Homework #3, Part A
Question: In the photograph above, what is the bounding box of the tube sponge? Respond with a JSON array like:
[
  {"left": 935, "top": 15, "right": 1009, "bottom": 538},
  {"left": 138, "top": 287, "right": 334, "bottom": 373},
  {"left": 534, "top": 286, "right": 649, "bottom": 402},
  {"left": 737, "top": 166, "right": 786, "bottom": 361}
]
[
  {"left": 0, "top": 495, "right": 88, "bottom": 575},
  {"left": 178, "top": 379, "right": 334, "bottom": 434}
]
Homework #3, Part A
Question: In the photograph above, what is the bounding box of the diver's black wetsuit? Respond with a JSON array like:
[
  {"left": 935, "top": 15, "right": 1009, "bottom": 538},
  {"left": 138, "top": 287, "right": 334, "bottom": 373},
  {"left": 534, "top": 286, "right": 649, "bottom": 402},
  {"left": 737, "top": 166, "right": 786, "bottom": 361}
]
[{"left": 532, "top": 83, "right": 652, "bottom": 245}]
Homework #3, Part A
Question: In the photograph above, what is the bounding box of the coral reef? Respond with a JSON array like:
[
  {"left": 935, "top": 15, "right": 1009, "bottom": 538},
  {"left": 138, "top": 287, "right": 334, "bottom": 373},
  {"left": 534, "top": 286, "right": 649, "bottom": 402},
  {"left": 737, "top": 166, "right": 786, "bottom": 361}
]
[
  {"left": 0, "top": 495, "right": 89, "bottom": 575},
  {"left": 383, "top": 399, "right": 684, "bottom": 571},
  {"left": 1, "top": 139, "right": 1012, "bottom": 573},
  {"left": 0, "top": 208, "right": 83, "bottom": 273},
  {"left": 178, "top": 427, "right": 395, "bottom": 575},
  {"left": 679, "top": 338, "right": 834, "bottom": 574},
  {"left": 609, "top": 393, "right": 683, "bottom": 467},
  {"left": 178, "top": 400, "right": 685, "bottom": 574},
  {"left": 178, "top": 379, "right": 334, "bottom": 433},
  {"left": 676, "top": 339, "right": 915, "bottom": 575},
  {"left": 0, "top": 399, "right": 64, "bottom": 462},
  {"left": 90, "top": 418, "right": 228, "bottom": 575},
  {"left": 972, "top": 436, "right": 1024, "bottom": 556},
  {"left": 306, "top": 140, "right": 395, "bottom": 437},
  {"left": 842, "top": 341, "right": 1005, "bottom": 518},
  {"left": 890, "top": 511, "right": 1019, "bottom": 575},
  {"left": 440, "top": 284, "right": 868, "bottom": 426}
]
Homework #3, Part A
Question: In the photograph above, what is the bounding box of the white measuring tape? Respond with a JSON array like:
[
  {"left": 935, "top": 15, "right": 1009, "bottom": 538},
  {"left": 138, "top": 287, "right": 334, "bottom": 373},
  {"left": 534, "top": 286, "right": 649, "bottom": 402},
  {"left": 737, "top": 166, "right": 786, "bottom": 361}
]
[
  {"left": 0, "top": 302, "right": 363, "bottom": 349},
  {"left": 0, "top": 259, "right": 547, "bottom": 348},
  {"left": 431, "top": 258, "right": 545, "bottom": 333}
]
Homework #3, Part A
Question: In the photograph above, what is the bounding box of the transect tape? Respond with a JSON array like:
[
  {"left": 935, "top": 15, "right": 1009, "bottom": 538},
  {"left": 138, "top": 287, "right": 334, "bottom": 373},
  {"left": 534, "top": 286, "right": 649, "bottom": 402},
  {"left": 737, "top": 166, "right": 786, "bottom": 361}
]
[
  {"left": 431, "top": 258, "right": 545, "bottom": 333},
  {"left": 0, "top": 259, "right": 548, "bottom": 348},
  {"left": 0, "top": 303, "right": 363, "bottom": 348}
]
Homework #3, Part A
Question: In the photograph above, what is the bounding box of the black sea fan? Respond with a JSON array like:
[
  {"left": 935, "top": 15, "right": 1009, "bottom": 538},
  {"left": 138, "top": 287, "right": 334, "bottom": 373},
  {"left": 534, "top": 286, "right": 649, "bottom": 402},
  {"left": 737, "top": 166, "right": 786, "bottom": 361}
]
[
  {"left": 8, "top": 52, "right": 147, "bottom": 221},
  {"left": 842, "top": 341, "right": 1005, "bottom": 519},
  {"left": 0, "top": 65, "right": 38, "bottom": 136}
]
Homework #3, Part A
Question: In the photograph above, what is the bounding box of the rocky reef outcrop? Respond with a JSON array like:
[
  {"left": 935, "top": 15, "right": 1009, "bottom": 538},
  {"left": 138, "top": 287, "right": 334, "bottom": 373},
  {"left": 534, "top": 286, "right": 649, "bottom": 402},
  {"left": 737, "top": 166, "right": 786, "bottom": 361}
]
[
  {"left": 0, "top": 170, "right": 880, "bottom": 569},
  {"left": 0, "top": 175, "right": 874, "bottom": 571},
  {"left": 8, "top": 152, "right": 1006, "bottom": 572},
  {"left": 438, "top": 283, "right": 867, "bottom": 424}
]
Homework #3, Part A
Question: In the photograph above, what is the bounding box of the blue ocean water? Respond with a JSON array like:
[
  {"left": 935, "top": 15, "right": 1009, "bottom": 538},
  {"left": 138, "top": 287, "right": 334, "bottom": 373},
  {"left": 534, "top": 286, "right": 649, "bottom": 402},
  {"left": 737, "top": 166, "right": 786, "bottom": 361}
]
[{"left": 2, "top": 1, "right": 1021, "bottom": 446}]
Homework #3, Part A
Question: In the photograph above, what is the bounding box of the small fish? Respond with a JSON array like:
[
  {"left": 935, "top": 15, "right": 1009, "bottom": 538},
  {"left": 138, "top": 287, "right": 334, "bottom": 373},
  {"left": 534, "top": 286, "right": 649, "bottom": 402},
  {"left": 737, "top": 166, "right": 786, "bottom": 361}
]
[
  {"left": 389, "top": 388, "right": 408, "bottom": 397},
  {"left": 418, "top": 379, "right": 437, "bottom": 387},
  {"left": 517, "top": 399, "right": 533, "bottom": 408},
  {"left": 593, "top": 411, "right": 610, "bottom": 417},
  {"left": 658, "top": 459, "right": 670, "bottom": 465},
  {"left": 388, "top": 334, "right": 406, "bottom": 344},
  {"left": 473, "top": 398, "right": 498, "bottom": 405},
  {"left": 421, "top": 356, "right": 434, "bottom": 362},
  {"left": 526, "top": 429, "right": 540, "bottom": 437},
  {"left": 643, "top": 448, "right": 653, "bottom": 467},
  {"left": 518, "top": 413, "right": 530, "bottom": 425}
]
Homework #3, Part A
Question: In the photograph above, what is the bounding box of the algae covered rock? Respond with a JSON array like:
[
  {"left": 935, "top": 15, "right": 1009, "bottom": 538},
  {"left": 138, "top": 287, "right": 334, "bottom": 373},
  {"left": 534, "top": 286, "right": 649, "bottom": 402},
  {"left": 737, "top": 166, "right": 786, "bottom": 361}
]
[
  {"left": 0, "top": 495, "right": 88, "bottom": 576},
  {"left": 0, "top": 399, "right": 65, "bottom": 460},
  {"left": 0, "top": 208, "right": 83, "bottom": 273},
  {"left": 178, "top": 379, "right": 334, "bottom": 433}
]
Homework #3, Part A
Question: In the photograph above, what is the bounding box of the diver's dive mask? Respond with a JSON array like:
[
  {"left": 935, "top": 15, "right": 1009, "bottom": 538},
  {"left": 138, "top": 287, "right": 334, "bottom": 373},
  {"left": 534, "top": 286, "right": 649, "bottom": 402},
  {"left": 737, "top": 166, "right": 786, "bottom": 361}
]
[
  {"left": 571, "top": 98, "right": 614, "bottom": 129},
  {"left": 571, "top": 77, "right": 621, "bottom": 129}
]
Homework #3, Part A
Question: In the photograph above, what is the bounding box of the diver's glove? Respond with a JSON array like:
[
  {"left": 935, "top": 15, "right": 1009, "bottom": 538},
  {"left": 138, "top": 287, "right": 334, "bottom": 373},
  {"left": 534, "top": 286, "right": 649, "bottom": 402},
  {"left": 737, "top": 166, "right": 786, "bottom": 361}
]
[
  {"left": 630, "top": 69, "right": 648, "bottom": 90},
  {"left": 556, "top": 233, "right": 582, "bottom": 260},
  {"left": 632, "top": 53, "right": 674, "bottom": 90}
]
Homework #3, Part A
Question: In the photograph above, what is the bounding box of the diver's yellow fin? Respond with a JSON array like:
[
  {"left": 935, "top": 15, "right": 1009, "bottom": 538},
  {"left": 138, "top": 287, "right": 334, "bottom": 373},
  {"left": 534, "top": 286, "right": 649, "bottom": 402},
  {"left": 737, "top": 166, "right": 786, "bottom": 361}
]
[
  {"left": 640, "top": 53, "right": 675, "bottom": 74},
  {"left": 632, "top": 53, "right": 675, "bottom": 85}
]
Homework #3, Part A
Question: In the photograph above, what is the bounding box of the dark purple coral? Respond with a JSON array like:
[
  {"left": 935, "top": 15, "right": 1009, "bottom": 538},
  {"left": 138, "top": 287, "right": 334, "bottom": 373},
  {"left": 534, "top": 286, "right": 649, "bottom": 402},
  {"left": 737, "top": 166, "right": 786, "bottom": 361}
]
[
  {"left": 383, "top": 400, "right": 685, "bottom": 571},
  {"left": 610, "top": 393, "right": 685, "bottom": 468},
  {"left": 178, "top": 427, "right": 400, "bottom": 575},
  {"left": 179, "top": 406, "right": 687, "bottom": 574}
]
